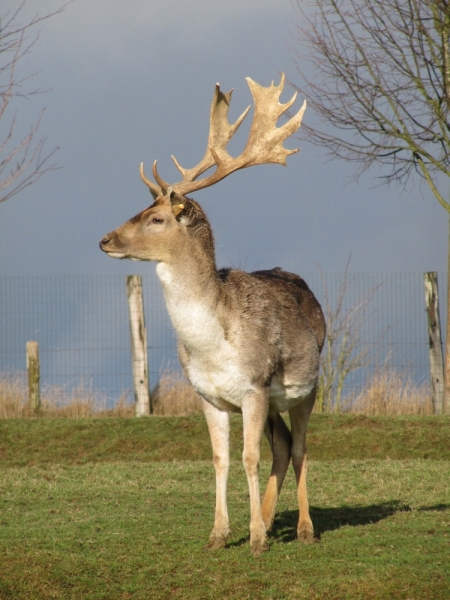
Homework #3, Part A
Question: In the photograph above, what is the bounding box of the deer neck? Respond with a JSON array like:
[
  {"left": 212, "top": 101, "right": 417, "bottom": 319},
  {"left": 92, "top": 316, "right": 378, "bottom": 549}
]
[{"left": 156, "top": 239, "right": 223, "bottom": 354}]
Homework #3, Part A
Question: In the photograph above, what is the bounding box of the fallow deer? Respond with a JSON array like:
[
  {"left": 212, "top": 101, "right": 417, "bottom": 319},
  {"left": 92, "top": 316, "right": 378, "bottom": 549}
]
[{"left": 100, "top": 74, "right": 325, "bottom": 556}]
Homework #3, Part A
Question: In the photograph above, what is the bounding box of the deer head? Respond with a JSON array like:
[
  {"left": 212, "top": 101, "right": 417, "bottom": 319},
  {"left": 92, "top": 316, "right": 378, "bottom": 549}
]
[{"left": 99, "top": 74, "right": 306, "bottom": 264}]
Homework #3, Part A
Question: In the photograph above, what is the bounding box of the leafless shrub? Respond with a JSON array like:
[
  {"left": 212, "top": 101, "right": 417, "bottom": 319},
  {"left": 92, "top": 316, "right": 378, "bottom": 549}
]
[{"left": 316, "top": 257, "right": 383, "bottom": 412}]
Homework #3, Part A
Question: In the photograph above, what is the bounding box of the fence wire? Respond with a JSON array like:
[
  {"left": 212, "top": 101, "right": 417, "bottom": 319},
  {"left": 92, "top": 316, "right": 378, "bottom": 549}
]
[{"left": 0, "top": 272, "right": 445, "bottom": 405}]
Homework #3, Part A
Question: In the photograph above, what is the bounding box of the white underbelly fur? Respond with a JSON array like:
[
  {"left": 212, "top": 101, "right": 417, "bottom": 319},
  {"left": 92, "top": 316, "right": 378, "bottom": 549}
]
[
  {"left": 269, "top": 375, "right": 317, "bottom": 412},
  {"left": 191, "top": 366, "right": 317, "bottom": 413}
]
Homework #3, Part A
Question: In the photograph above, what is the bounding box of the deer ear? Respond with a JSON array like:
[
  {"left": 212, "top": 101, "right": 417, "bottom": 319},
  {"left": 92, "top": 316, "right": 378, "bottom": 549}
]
[
  {"left": 148, "top": 188, "right": 159, "bottom": 201},
  {"left": 154, "top": 187, "right": 174, "bottom": 212}
]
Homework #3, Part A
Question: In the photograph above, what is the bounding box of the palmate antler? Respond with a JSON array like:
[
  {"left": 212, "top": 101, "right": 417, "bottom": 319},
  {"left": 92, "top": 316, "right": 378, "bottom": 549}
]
[{"left": 140, "top": 73, "right": 306, "bottom": 204}]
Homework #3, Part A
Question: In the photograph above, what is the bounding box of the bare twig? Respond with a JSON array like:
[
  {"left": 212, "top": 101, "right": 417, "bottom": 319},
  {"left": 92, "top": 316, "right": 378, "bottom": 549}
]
[{"left": 0, "top": 1, "right": 69, "bottom": 203}]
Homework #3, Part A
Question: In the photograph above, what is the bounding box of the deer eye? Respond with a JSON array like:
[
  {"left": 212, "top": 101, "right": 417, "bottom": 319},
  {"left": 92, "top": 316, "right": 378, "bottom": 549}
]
[{"left": 150, "top": 217, "right": 164, "bottom": 225}]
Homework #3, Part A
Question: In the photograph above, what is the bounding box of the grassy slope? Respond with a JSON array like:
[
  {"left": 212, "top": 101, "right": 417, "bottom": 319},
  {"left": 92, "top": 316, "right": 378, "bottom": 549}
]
[{"left": 1, "top": 414, "right": 450, "bottom": 466}]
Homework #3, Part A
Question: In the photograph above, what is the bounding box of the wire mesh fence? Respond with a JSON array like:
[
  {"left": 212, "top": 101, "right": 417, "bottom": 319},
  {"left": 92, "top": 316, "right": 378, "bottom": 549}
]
[
  {"left": 0, "top": 271, "right": 446, "bottom": 407},
  {"left": 0, "top": 275, "right": 176, "bottom": 404}
]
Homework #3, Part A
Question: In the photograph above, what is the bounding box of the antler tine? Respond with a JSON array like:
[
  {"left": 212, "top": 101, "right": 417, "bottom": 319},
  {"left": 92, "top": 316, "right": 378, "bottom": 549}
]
[
  {"left": 277, "top": 98, "right": 306, "bottom": 157},
  {"left": 140, "top": 162, "right": 162, "bottom": 199},
  {"left": 152, "top": 160, "right": 172, "bottom": 195},
  {"left": 171, "top": 154, "right": 188, "bottom": 178}
]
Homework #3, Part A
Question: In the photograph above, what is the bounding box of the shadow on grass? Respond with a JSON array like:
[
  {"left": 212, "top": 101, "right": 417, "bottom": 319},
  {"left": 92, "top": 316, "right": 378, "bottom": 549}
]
[
  {"left": 271, "top": 500, "right": 412, "bottom": 542},
  {"left": 225, "top": 501, "right": 450, "bottom": 548},
  {"left": 418, "top": 503, "right": 450, "bottom": 512}
]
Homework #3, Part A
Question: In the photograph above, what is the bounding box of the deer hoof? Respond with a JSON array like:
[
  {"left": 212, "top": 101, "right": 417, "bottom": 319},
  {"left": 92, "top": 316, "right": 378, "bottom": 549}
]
[
  {"left": 205, "top": 533, "right": 229, "bottom": 550},
  {"left": 250, "top": 537, "right": 269, "bottom": 556},
  {"left": 297, "top": 525, "right": 317, "bottom": 544}
]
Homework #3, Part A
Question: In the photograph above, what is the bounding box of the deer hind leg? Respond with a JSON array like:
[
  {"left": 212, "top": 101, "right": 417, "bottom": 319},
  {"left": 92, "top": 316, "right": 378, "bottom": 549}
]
[
  {"left": 261, "top": 413, "right": 292, "bottom": 531},
  {"left": 201, "top": 398, "right": 231, "bottom": 549},
  {"left": 289, "top": 388, "right": 316, "bottom": 543},
  {"left": 242, "top": 390, "right": 269, "bottom": 556}
]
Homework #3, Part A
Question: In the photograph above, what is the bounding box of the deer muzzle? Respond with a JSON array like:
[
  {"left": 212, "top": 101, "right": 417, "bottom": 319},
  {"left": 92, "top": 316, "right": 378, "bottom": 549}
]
[{"left": 99, "top": 233, "right": 126, "bottom": 259}]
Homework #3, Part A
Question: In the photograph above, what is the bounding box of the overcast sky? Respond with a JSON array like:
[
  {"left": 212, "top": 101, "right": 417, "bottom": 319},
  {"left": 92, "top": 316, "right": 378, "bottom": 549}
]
[{"left": 0, "top": 0, "right": 447, "bottom": 278}]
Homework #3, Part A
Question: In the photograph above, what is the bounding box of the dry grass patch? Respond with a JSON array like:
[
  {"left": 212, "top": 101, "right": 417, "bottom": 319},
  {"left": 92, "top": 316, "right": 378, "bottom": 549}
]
[
  {"left": 0, "top": 373, "right": 133, "bottom": 418},
  {"left": 152, "top": 371, "right": 202, "bottom": 416},
  {"left": 347, "top": 369, "right": 433, "bottom": 415}
]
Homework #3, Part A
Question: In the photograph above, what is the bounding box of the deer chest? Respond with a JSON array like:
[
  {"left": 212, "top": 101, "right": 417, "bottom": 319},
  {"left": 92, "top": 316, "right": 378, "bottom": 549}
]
[{"left": 182, "top": 340, "right": 255, "bottom": 410}]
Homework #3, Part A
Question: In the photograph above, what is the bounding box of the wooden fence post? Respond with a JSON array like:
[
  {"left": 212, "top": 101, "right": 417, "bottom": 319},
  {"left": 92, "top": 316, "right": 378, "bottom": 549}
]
[
  {"left": 424, "top": 272, "right": 444, "bottom": 414},
  {"left": 26, "top": 341, "right": 41, "bottom": 413},
  {"left": 126, "top": 275, "right": 151, "bottom": 416}
]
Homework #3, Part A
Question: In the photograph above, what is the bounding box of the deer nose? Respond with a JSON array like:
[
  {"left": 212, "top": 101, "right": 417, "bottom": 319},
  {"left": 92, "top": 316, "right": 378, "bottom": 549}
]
[{"left": 99, "top": 235, "right": 111, "bottom": 249}]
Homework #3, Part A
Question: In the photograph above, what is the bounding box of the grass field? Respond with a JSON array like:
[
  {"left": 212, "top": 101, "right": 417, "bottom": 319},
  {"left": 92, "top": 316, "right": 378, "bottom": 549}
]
[{"left": 1, "top": 416, "right": 450, "bottom": 599}]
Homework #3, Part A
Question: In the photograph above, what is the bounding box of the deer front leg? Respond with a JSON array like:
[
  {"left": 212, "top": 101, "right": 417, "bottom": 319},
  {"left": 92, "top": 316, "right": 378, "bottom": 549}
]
[
  {"left": 242, "top": 390, "right": 269, "bottom": 556},
  {"left": 289, "top": 389, "right": 316, "bottom": 543},
  {"left": 201, "top": 398, "right": 231, "bottom": 549}
]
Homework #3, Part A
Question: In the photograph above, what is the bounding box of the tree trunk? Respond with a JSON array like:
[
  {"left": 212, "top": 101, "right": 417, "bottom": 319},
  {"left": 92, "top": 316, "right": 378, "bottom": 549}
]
[
  {"left": 424, "top": 272, "right": 444, "bottom": 414},
  {"left": 445, "top": 217, "right": 450, "bottom": 414},
  {"left": 126, "top": 275, "right": 151, "bottom": 416}
]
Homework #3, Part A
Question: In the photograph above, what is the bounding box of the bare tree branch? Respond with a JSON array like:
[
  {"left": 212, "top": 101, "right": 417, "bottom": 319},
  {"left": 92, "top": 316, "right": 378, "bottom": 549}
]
[
  {"left": 0, "top": 1, "right": 69, "bottom": 204},
  {"left": 291, "top": 0, "right": 450, "bottom": 210}
]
